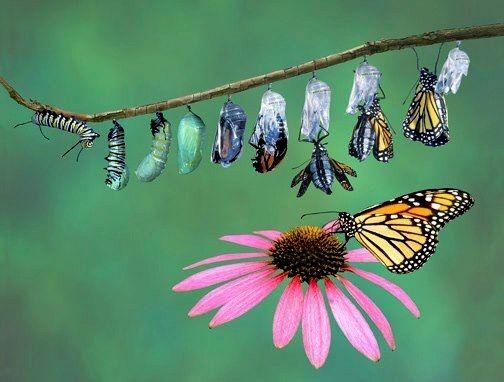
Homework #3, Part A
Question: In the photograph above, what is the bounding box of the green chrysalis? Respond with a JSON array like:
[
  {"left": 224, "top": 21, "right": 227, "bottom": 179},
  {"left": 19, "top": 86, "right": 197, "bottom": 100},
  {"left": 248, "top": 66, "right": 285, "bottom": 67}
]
[{"left": 177, "top": 108, "right": 206, "bottom": 174}]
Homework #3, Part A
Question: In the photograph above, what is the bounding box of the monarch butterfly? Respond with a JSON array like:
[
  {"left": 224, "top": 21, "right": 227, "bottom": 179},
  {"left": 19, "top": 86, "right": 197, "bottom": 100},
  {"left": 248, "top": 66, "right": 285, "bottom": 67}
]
[
  {"left": 321, "top": 188, "right": 474, "bottom": 274},
  {"left": 349, "top": 97, "right": 394, "bottom": 162},
  {"left": 136, "top": 112, "right": 172, "bottom": 182},
  {"left": 291, "top": 138, "right": 356, "bottom": 197},
  {"left": 249, "top": 89, "right": 288, "bottom": 173},
  {"left": 211, "top": 100, "right": 247, "bottom": 167},
  {"left": 403, "top": 67, "right": 449, "bottom": 147},
  {"left": 177, "top": 107, "right": 206, "bottom": 174},
  {"left": 105, "top": 120, "right": 129, "bottom": 191},
  {"left": 14, "top": 110, "right": 100, "bottom": 159}
]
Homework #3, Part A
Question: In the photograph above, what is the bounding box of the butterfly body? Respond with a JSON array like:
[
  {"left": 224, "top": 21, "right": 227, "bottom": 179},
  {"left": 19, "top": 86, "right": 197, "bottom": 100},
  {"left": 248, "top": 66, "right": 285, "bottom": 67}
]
[
  {"left": 291, "top": 141, "right": 356, "bottom": 198},
  {"left": 331, "top": 189, "right": 474, "bottom": 274},
  {"left": 403, "top": 68, "right": 449, "bottom": 147},
  {"left": 309, "top": 145, "right": 334, "bottom": 194},
  {"left": 349, "top": 98, "right": 393, "bottom": 162}
]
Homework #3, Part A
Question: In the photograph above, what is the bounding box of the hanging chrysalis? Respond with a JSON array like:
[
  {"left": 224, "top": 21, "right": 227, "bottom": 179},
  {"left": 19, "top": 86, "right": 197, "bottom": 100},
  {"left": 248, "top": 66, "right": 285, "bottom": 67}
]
[
  {"left": 346, "top": 61, "right": 381, "bottom": 114},
  {"left": 300, "top": 77, "right": 331, "bottom": 142},
  {"left": 105, "top": 120, "right": 129, "bottom": 191},
  {"left": 435, "top": 42, "right": 470, "bottom": 95},
  {"left": 211, "top": 100, "right": 247, "bottom": 167},
  {"left": 135, "top": 112, "right": 172, "bottom": 182},
  {"left": 177, "top": 107, "right": 206, "bottom": 174},
  {"left": 249, "top": 88, "right": 288, "bottom": 173}
]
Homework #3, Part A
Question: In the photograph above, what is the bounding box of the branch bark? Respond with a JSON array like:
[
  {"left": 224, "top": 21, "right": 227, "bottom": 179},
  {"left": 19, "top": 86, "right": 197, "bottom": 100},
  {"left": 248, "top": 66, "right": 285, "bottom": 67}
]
[{"left": 1, "top": 23, "right": 503, "bottom": 124}]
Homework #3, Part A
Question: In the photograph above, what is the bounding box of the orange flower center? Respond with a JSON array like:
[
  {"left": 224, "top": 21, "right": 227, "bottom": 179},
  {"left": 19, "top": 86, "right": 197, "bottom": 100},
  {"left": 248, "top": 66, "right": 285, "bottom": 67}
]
[{"left": 269, "top": 226, "right": 346, "bottom": 282}]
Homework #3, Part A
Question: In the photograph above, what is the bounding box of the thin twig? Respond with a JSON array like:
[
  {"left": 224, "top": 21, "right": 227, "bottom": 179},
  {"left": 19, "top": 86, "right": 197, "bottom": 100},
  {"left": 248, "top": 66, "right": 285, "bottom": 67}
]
[{"left": 1, "top": 23, "right": 503, "bottom": 124}]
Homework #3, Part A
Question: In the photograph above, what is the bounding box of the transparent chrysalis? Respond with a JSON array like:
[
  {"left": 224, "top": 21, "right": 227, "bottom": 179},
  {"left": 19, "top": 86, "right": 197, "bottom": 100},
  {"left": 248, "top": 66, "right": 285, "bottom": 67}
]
[
  {"left": 346, "top": 61, "right": 382, "bottom": 115},
  {"left": 177, "top": 107, "right": 206, "bottom": 174},
  {"left": 249, "top": 89, "right": 288, "bottom": 173},
  {"left": 435, "top": 42, "right": 470, "bottom": 95},
  {"left": 211, "top": 100, "right": 247, "bottom": 168},
  {"left": 135, "top": 112, "right": 172, "bottom": 182},
  {"left": 300, "top": 77, "right": 331, "bottom": 142}
]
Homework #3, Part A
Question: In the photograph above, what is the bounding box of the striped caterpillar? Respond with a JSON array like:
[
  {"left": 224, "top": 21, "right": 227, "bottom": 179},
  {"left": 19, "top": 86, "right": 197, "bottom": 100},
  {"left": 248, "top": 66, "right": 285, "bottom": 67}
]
[
  {"left": 105, "top": 120, "right": 129, "bottom": 191},
  {"left": 135, "top": 112, "right": 172, "bottom": 182},
  {"left": 14, "top": 110, "right": 100, "bottom": 159}
]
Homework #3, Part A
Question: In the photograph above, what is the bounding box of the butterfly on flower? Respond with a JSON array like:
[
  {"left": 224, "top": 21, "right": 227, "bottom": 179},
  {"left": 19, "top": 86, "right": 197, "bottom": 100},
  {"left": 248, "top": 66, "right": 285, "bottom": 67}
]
[{"left": 319, "top": 189, "right": 474, "bottom": 274}]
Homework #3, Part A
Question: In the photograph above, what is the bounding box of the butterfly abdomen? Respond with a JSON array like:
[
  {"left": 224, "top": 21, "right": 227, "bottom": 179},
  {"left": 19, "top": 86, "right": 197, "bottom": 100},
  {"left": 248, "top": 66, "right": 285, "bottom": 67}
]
[{"left": 310, "top": 154, "right": 334, "bottom": 194}]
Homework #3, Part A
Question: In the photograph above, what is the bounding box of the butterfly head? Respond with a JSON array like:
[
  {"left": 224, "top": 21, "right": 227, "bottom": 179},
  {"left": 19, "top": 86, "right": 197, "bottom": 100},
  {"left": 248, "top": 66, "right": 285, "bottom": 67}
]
[
  {"left": 419, "top": 67, "right": 437, "bottom": 88},
  {"left": 312, "top": 140, "right": 328, "bottom": 157},
  {"left": 338, "top": 212, "right": 357, "bottom": 238}
]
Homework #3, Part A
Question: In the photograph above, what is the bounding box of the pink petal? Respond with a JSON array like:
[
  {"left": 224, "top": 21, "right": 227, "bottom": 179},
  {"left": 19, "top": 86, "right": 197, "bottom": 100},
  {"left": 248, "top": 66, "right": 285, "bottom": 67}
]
[
  {"left": 345, "top": 266, "right": 420, "bottom": 318},
  {"left": 273, "top": 276, "right": 303, "bottom": 348},
  {"left": 338, "top": 275, "right": 395, "bottom": 350},
  {"left": 209, "top": 273, "right": 285, "bottom": 328},
  {"left": 323, "top": 220, "right": 341, "bottom": 233},
  {"left": 183, "top": 252, "right": 268, "bottom": 270},
  {"left": 172, "top": 261, "right": 270, "bottom": 292},
  {"left": 324, "top": 279, "right": 380, "bottom": 362},
  {"left": 254, "top": 230, "right": 283, "bottom": 241},
  {"left": 189, "top": 268, "right": 276, "bottom": 317},
  {"left": 345, "top": 248, "right": 379, "bottom": 263},
  {"left": 220, "top": 234, "right": 273, "bottom": 250},
  {"left": 302, "top": 280, "right": 331, "bottom": 369}
]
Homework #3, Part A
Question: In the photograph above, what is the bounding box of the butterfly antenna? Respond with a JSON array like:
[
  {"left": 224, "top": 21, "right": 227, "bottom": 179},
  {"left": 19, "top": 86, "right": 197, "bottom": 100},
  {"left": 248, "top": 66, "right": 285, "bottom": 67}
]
[
  {"left": 61, "top": 140, "right": 81, "bottom": 158},
  {"left": 411, "top": 47, "right": 420, "bottom": 71},
  {"left": 292, "top": 158, "right": 310, "bottom": 170},
  {"left": 301, "top": 210, "right": 340, "bottom": 219},
  {"left": 13, "top": 121, "right": 31, "bottom": 129},
  {"left": 402, "top": 80, "right": 418, "bottom": 105},
  {"left": 378, "top": 84, "right": 386, "bottom": 100},
  {"left": 317, "top": 127, "right": 330, "bottom": 143},
  {"left": 434, "top": 42, "right": 445, "bottom": 75}
]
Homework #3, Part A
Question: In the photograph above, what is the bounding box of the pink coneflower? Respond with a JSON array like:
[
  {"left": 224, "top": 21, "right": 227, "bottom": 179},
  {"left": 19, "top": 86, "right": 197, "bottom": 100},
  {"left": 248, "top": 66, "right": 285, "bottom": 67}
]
[{"left": 172, "top": 224, "right": 420, "bottom": 368}]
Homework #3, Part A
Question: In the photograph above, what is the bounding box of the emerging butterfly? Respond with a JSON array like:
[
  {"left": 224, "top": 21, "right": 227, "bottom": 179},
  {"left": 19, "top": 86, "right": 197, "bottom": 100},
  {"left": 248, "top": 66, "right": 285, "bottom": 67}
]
[
  {"left": 320, "top": 189, "right": 474, "bottom": 274},
  {"left": 349, "top": 97, "right": 394, "bottom": 162},
  {"left": 403, "top": 67, "right": 449, "bottom": 147},
  {"left": 291, "top": 138, "right": 356, "bottom": 198}
]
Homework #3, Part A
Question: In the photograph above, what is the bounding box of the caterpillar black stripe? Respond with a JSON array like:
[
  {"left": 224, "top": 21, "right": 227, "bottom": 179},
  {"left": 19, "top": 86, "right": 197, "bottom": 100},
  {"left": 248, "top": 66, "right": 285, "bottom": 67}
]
[{"left": 105, "top": 120, "right": 129, "bottom": 191}]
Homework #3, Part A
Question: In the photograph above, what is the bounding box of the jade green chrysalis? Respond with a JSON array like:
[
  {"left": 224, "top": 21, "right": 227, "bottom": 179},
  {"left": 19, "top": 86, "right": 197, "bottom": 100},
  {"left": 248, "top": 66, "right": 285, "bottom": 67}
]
[{"left": 177, "top": 109, "right": 206, "bottom": 174}]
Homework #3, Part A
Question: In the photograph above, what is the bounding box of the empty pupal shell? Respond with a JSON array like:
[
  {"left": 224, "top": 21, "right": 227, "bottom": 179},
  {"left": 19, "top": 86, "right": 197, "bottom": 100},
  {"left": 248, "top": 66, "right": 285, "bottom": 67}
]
[
  {"left": 177, "top": 110, "right": 206, "bottom": 174},
  {"left": 300, "top": 77, "right": 331, "bottom": 142},
  {"left": 249, "top": 89, "right": 288, "bottom": 173},
  {"left": 435, "top": 43, "right": 470, "bottom": 95},
  {"left": 211, "top": 100, "right": 247, "bottom": 167},
  {"left": 346, "top": 61, "right": 381, "bottom": 114},
  {"left": 136, "top": 112, "right": 172, "bottom": 182}
]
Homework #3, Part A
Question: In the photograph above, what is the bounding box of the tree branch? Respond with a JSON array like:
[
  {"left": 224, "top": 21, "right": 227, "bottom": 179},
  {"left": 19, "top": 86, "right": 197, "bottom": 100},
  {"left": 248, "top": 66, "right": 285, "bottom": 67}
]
[{"left": 1, "top": 23, "right": 503, "bottom": 124}]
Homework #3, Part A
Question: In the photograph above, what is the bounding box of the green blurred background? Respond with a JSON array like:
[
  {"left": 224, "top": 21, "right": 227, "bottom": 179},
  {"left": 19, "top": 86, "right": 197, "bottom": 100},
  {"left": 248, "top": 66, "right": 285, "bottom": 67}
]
[{"left": 0, "top": 1, "right": 502, "bottom": 381}]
